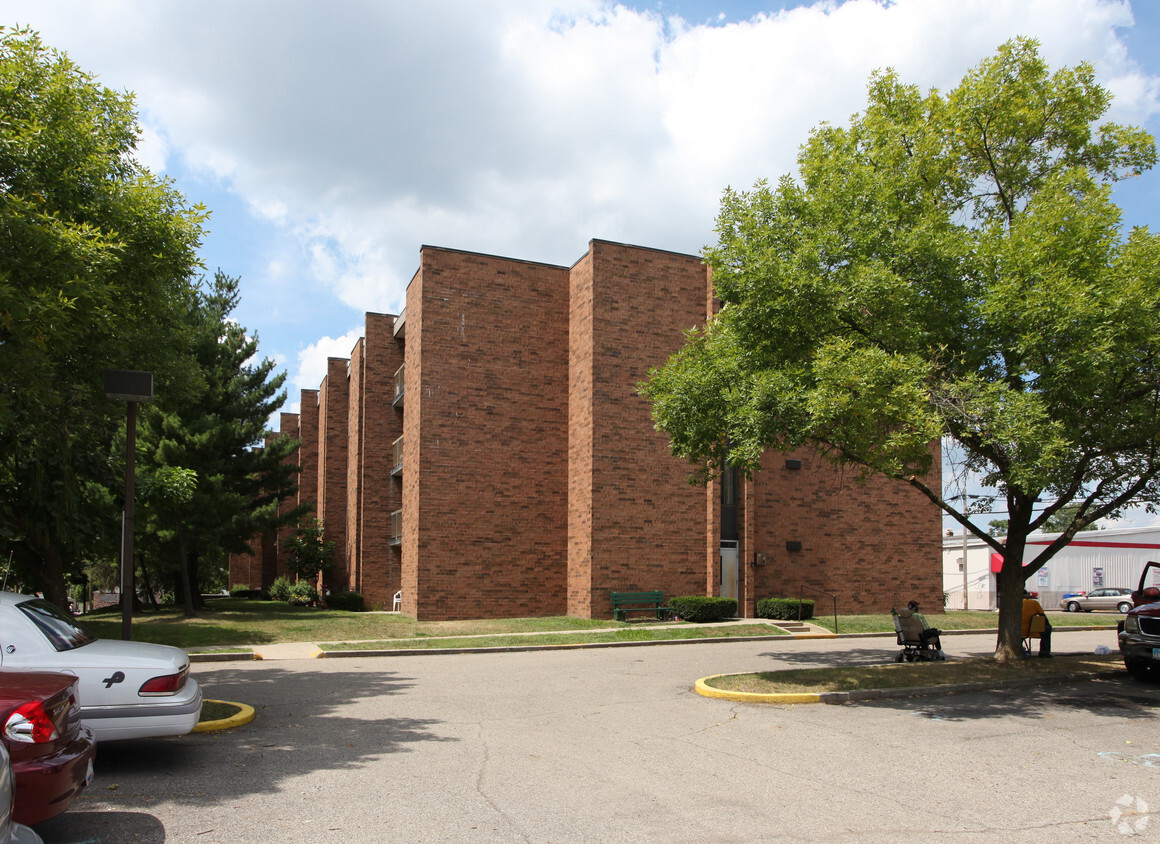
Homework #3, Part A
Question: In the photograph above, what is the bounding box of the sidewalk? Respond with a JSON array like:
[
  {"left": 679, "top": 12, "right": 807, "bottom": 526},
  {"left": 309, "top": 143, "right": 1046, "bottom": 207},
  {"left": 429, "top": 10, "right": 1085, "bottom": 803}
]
[
  {"left": 188, "top": 620, "right": 1117, "bottom": 662},
  {"left": 192, "top": 618, "right": 835, "bottom": 661}
]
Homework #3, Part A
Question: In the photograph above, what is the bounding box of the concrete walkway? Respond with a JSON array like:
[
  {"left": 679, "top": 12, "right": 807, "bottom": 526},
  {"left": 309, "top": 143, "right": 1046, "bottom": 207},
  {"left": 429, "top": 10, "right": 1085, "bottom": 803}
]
[{"left": 205, "top": 619, "right": 835, "bottom": 661}]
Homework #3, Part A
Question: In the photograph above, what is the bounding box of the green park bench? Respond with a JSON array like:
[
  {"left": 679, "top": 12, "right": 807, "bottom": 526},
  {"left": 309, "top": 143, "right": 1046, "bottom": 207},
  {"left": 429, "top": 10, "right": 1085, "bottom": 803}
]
[{"left": 610, "top": 590, "right": 669, "bottom": 622}]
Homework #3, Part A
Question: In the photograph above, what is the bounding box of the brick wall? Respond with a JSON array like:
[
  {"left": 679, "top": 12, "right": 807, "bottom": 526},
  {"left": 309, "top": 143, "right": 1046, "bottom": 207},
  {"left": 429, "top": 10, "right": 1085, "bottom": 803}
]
[
  {"left": 316, "top": 362, "right": 349, "bottom": 590},
  {"left": 298, "top": 389, "right": 319, "bottom": 530},
  {"left": 567, "top": 250, "right": 595, "bottom": 616},
  {"left": 406, "top": 247, "right": 570, "bottom": 620},
  {"left": 746, "top": 445, "right": 944, "bottom": 615},
  {"left": 346, "top": 338, "right": 365, "bottom": 594},
  {"left": 353, "top": 312, "right": 403, "bottom": 609},
  {"left": 274, "top": 239, "right": 944, "bottom": 622},
  {"left": 574, "top": 241, "right": 713, "bottom": 618}
]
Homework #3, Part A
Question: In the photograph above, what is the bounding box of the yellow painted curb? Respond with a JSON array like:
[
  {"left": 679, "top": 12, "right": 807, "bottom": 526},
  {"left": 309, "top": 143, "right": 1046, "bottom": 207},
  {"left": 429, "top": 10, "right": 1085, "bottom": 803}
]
[
  {"left": 192, "top": 699, "right": 256, "bottom": 732},
  {"left": 695, "top": 675, "right": 822, "bottom": 704}
]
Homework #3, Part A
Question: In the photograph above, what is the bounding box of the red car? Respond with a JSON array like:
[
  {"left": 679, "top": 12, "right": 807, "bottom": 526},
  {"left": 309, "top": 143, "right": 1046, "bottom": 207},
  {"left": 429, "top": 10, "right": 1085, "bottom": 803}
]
[
  {"left": 0, "top": 671, "right": 95, "bottom": 825},
  {"left": 1118, "top": 561, "right": 1160, "bottom": 682}
]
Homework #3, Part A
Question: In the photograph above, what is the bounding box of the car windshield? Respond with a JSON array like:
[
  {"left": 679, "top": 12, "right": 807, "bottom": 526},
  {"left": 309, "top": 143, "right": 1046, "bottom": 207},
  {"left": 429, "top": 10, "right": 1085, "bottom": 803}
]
[{"left": 17, "top": 599, "right": 96, "bottom": 652}]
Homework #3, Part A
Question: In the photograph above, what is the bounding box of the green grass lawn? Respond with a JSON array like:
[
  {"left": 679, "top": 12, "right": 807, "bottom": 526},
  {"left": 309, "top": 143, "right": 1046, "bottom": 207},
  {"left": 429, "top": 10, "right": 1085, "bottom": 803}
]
[
  {"left": 320, "top": 623, "right": 788, "bottom": 651},
  {"left": 704, "top": 653, "right": 1123, "bottom": 694},
  {"left": 77, "top": 598, "right": 1119, "bottom": 652},
  {"left": 79, "top": 598, "right": 639, "bottom": 649},
  {"left": 806, "top": 610, "right": 1118, "bottom": 635}
]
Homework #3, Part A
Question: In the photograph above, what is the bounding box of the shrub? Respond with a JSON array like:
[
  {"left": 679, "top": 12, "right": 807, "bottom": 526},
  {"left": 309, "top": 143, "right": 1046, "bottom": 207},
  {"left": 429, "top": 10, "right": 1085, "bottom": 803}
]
[
  {"left": 756, "top": 597, "right": 814, "bottom": 621},
  {"left": 327, "top": 591, "right": 364, "bottom": 612},
  {"left": 669, "top": 596, "right": 738, "bottom": 623},
  {"left": 268, "top": 576, "right": 293, "bottom": 602},
  {"left": 228, "top": 584, "right": 250, "bottom": 598},
  {"left": 288, "top": 580, "right": 319, "bottom": 606}
]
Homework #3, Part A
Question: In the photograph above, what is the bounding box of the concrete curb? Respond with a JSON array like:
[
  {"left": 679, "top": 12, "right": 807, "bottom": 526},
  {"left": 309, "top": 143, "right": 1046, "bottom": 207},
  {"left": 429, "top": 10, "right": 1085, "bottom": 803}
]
[
  {"left": 694, "top": 666, "right": 1125, "bottom": 705},
  {"left": 191, "top": 699, "right": 256, "bottom": 732},
  {"left": 185, "top": 624, "right": 1119, "bottom": 661},
  {"left": 318, "top": 633, "right": 795, "bottom": 658},
  {"left": 188, "top": 651, "right": 258, "bottom": 663}
]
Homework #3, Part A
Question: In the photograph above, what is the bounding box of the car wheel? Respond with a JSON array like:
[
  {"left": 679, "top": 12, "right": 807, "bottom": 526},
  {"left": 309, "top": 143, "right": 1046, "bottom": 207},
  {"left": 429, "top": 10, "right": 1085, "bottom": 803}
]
[
  {"left": 1066, "top": 601, "right": 1081, "bottom": 612},
  {"left": 1118, "top": 602, "right": 1132, "bottom": 613},
  {"left": 1125, "top": 659, "right": 1159, "bottom": 683}
]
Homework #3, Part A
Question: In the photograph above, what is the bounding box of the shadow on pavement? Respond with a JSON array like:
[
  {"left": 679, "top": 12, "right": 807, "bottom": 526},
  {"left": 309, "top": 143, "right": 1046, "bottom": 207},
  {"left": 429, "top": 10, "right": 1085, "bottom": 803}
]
[
  {"left": 37, "top": 811, "right": 166, "bottom": 843},
  {"left": 860, "top": 676, "right": 1160, "bottom": 721},
  {"left": 36, "top": 665, "right": 451, "bottom": 838}
]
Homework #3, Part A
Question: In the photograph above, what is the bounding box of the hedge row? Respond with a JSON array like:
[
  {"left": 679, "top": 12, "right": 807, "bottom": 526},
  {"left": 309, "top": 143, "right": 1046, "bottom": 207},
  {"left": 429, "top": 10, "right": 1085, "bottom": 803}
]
[
  {"left": 755, "top": 597, "right": 814, "bottom": 621},
  {"left": 669, "top": 596, "right": 738, "bottom": 623}
]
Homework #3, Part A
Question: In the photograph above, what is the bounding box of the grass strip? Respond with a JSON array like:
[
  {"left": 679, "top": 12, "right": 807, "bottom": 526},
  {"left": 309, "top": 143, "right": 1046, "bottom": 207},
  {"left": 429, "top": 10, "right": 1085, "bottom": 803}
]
[
  {"left": 320, "top": 623, "right": 788, "bottom": 651},
  {"left": 199, "top": 700, "right": 243, "bottom": 722},
  {"left": 704, "top": 654, "right": 1122, "bottom": 694},
  {"left": 806, "top": 611, "right": 1117, "bottom": 635},
  {"left": 79, "top": 600, "right": 633, "bottom": 648}
]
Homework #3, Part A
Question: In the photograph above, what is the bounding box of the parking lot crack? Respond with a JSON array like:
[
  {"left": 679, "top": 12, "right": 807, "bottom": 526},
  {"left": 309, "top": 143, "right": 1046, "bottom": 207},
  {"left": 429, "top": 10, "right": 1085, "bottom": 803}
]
[{"left": 473, "top": 722, "right": 532, "bottom": 843}]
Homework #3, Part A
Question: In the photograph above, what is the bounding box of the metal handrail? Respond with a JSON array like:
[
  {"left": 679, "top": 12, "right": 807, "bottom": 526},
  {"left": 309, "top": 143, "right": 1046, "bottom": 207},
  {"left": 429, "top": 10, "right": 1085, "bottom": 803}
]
[{"left": 798, "top": 583, "right": 838, "bottom": 634}]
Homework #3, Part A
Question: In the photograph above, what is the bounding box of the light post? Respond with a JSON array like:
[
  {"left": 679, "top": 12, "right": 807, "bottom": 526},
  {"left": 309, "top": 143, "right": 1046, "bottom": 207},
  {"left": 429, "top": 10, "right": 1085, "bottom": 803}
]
[{"left": 103, "top": 369, "right": 153, "bottom": 641}]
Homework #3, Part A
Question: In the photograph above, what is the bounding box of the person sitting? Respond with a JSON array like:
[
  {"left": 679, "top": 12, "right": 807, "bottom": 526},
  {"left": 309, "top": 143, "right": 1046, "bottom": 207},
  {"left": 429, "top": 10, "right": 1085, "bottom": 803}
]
[
  {"left": 906, "top": 600, "right": 943, "bottom": 652},
  {"left": 1022, "top": 590, "right": 1052, "bottom": 657}
]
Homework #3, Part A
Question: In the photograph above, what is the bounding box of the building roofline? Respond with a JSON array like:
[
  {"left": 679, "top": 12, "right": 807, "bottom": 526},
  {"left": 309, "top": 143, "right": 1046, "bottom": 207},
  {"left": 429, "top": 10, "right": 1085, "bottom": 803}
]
[{"left": 418, "top": 244, "right": 569, "bottom": 271}]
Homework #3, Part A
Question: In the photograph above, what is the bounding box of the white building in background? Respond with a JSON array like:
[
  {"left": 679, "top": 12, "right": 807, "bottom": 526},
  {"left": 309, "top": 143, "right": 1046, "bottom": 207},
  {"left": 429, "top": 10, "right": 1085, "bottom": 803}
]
[{"left": 942, "top": 525, "right": 1160, "bottom": 611}]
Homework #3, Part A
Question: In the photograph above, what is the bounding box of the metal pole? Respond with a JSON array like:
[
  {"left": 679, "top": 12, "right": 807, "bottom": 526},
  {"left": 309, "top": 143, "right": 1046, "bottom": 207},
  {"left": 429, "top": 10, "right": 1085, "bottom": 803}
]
[
  {"left": 121, "top": 400, "right": 137, "bottom": 641},
  {"left": 961, "top": 490, "right": 969, "bottom": 611}
]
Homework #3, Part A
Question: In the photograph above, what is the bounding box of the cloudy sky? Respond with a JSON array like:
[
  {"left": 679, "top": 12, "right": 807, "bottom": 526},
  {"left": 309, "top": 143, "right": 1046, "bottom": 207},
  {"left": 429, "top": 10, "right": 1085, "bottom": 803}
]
[{"left": 5, "top": 0, "right": 1160, "bottom": 528}]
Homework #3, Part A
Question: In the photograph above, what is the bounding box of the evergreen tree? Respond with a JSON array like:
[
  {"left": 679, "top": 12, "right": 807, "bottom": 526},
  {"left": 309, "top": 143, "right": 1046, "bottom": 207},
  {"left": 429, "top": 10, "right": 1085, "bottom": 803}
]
[{"left": 141, "top": 271, "right": 302, "bottom": 612}]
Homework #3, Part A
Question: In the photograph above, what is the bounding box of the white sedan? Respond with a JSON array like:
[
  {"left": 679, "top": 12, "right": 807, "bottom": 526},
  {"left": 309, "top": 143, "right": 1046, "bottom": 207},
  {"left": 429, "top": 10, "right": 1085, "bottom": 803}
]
[{"left": 0, "top": 592, "right": 202, "bottom": 742}]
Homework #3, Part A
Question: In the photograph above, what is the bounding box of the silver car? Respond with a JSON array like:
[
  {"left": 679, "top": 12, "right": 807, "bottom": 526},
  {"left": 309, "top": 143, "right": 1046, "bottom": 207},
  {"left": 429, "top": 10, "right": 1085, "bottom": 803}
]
[
  {"left": 0, "top": 743, "right": 42, "bottom": 844},
  {"left": 1060, "top": 587, "right": 1134, "bottom": 613},
  {"left": 0, "top": 592, "right": 202, "bottom": 741}
]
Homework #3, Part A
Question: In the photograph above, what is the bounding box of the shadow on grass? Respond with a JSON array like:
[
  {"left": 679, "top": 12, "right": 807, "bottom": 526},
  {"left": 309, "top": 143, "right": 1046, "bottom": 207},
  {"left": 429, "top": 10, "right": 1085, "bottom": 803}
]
[{"left": 35, "top": 664, "right": 448, "bottom": 840}]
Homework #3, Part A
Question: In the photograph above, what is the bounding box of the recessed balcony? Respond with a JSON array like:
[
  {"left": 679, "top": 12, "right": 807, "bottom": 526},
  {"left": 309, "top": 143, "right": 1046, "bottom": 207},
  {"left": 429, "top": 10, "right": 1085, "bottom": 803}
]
[
  {"left": 393, "top": 364, "right": 404, "bottom": 407},
  {"left": 389, "top": 510, "right": 402, "bottom": 546},
  {"left": 391, "top": 436, "right": 403, "bottom": 477}
]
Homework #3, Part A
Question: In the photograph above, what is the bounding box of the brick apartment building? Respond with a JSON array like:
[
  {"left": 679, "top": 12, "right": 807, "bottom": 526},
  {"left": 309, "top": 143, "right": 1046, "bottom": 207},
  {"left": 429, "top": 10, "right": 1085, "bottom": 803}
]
[{"left": 230, "top": 239, "right": 943, "bottom": 620}]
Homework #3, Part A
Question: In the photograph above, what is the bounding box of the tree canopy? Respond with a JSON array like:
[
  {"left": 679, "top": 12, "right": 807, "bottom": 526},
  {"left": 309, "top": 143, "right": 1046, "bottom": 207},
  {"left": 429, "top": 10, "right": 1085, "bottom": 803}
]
[
  {"left": 0, "top": 29, "right": 297, "bottom": 608},
  {"left": 644, "top": 38, "right": 1160, "bottom": 659},
  {"left": 0, "top": 27, "right": 206, "bottom": 603}
]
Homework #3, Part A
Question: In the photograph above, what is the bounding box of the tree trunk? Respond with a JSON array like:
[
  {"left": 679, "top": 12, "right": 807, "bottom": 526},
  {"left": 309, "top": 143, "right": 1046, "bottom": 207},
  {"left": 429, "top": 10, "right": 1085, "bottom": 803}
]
[
  {"left": 189, "top": 549, "right": 205, "bottom": 610},
  {"left": 139, "top": 548, "right": 160, "bottom": 612},
  {"left": 994, "top": 530, "right": 1030, "bottom": 661},
  {"left": 25, "top": 529, "right": 68, "bottom": 606},
  {"left": 178, "top": 526, "right": 196, "bottom": 619}
]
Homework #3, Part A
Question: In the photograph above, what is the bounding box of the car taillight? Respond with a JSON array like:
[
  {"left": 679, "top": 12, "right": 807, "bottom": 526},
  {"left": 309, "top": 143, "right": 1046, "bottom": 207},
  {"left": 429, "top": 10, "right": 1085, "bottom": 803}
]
[
  {"left": 4, "top": 701, "right": 60, "bottom": 743},
  {"left": 138, "top": 666, "right": 188, "bottom": 696}
]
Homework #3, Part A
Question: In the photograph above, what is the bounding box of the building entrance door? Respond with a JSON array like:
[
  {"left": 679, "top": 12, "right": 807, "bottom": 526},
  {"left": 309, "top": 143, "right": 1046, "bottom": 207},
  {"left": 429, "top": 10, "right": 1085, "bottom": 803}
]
[{"left": 720, "top": 541, "right": 739, "bottom": 600}]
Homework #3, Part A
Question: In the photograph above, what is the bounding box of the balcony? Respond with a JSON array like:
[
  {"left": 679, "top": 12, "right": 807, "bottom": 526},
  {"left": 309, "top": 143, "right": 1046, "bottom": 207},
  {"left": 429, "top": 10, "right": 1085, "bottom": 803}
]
[
  {"left": 391, "top": 436, "right": 403, "bottom": 477},
  {"left": 389, "top": 509, "right": 402, "bottom": 546},
  {"left": 393, "top": 364, "right": 404, "bottom": 407}
]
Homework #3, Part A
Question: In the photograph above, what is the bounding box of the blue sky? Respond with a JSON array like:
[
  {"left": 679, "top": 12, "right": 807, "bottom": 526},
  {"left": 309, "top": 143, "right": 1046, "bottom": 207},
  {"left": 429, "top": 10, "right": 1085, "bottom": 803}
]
[{"left": 4, "top": 0, "right": 1159, "bottom": 528}]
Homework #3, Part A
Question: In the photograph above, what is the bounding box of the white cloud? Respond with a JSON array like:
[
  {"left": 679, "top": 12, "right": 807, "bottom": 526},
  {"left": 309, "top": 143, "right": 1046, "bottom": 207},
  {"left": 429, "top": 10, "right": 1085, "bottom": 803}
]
[
  {"left": 5, "top": 0, "right": 1158, "bottom": 371},
  {"left": 293, "top": 327, "right": 366, "bottom": 394}
]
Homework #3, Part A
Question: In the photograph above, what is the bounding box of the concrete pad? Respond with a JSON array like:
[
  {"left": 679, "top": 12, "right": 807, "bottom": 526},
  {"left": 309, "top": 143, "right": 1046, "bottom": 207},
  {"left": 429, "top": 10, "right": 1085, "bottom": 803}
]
[{"left": 251, "top": 642, "right": 321, "bottom": 660}]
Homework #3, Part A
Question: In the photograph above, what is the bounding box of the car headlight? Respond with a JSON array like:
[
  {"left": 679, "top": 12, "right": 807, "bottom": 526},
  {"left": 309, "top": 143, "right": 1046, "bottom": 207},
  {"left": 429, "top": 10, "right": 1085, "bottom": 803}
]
[{"left": 1124, "top": 615, "right": 1140, "bottom": 633}]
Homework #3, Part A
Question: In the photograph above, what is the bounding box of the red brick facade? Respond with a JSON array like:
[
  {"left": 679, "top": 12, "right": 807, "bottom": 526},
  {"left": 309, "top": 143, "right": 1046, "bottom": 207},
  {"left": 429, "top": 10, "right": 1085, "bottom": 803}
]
[{"left": 231, "top": 239, "right": 943, "bottom": 619}]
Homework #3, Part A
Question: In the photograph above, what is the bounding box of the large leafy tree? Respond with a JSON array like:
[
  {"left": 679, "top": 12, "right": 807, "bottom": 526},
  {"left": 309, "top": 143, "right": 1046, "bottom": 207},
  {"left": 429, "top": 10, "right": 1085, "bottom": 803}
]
[
  {"left": 0, "top": 28, "right": 205, "bottom": 603},
  {"left": 140, "top": 271, "right": 302, "bottom": 612},
  {"left": 644, "top": 39, "right": 1160, "bottom": 660}
]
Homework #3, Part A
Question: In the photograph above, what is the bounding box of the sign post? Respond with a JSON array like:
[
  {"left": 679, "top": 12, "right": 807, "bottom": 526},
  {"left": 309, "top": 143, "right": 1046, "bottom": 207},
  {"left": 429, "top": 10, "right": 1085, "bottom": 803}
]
[{"left": 103, "top": 370, "right": 153, "bottom": 641}]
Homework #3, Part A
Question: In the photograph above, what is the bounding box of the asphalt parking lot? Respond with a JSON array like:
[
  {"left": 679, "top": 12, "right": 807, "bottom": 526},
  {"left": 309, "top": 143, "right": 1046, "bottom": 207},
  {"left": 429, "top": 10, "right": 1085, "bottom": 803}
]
[{"left": 34, "top": 628, "right": 1160, "bottom": 843}]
